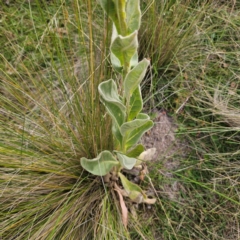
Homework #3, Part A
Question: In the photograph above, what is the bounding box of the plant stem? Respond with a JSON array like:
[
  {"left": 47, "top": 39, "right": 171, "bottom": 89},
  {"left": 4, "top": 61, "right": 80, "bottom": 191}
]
[{"left": 115, "top": 1, "right": 134, "bottom": 143}]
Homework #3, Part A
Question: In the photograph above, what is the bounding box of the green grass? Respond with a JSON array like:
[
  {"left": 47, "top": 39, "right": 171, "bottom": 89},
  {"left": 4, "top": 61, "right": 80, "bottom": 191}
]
[
  {"left": 139, "top": 0, "right": 240, "bottom": 239},
  {"left": 1, "top": 0, "right": 240, "bottom": 239}
]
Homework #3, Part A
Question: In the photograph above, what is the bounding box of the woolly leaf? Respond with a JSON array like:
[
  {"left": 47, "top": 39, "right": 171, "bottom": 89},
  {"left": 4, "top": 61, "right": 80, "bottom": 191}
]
[
  {"left": 98, "top": 79, "right": 126, "bottom": 127},
  {"left": 126, "top": 114, "right": 153, "bottom": 149},
  {"left": 128, "top": 86, "right": 143, "bottom": 120},
  {"left": 111, "top": 31, "right": 138, "bottom": 67},
  {"left": 80, "top": 151, "right": 119, "bottom": 176},
  {"left": 117, "top": 152, "right": 136, "bottom": 170},
  {"left": 126, "top": 144, "right": 145, "bottom": 158},
  {"left": 99, "top": 0, "right": 120, "bottom": 33},
  {"left": 119, "top": 172, "right": 156, "bottom": 204},
  {"left": 119, "top": 172, "right": 144, "bottom": 203},
  {"left": 120, "top": 117, "right": 150, "bottom": 137},
  {"left": 110, "top": 24, "right": 123, "bottom": 72},
  {"left": 124, "top": 58, "right": 150, "bottom": 102},
  {"left": 126, "top": 0, "right": 141, "bottom": 33}
]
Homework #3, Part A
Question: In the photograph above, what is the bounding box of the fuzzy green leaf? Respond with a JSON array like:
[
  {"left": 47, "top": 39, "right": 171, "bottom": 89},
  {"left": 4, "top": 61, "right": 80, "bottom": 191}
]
[
  {"left": 80, "top": 151, "right": 119, "bottom": 176},
  {"left": 119, "top": 172, "right": 145, "bottom": 203},
  {"left": 120, "top": 117, "right": 150, "bottom": 137},
  {"left": 111, "top": 31, "right": 138, "bottom": 67},
  {"left": 110, "top": 24, "right": 123, "bottom": 72},
  {"left": 117, "top": 152, "right": 136, "bottom": 170},
  {"left": 124, "top": 58, "right": 150, "bottom": 102},
  {"left": 111, "top": 47, "right": 138, "bottom": 72},
  {"left": 135, "top": 113, "right": 149, "bottom": 119},
  {"left": 126, "top": 0, "right": 141, "bottom": 33},
  {"left": 112, "top": 122, "right": 123, "bottom": 149},
  {"left": 126, "top": 114, "right": 153, "bottom": 149},
  {"left": 111, "top": 24, "right": 139, "bottom": 72},
  {"left": 128, "top": 86, "right": 143, "bottom": 120},
  {"left": 126, "top": 144, "right": 145, "bottom": 158},
  {"left": 119, "top": 172, "right": 156, "bottom": 204},
  {"left": 126, "top": 121, "right": 153, "bottom": 149},
  {"left": 130, "top": 51, "right": 138, "bottom": 69},
  {"left": 99, "top": 0, "right": 120, "bottom": 33},
  {"left": 111, "top": 51, "right": 123, "bottom": 73},
  {"left": 98, "top": 79, "right": 126, "bottom": 127}
]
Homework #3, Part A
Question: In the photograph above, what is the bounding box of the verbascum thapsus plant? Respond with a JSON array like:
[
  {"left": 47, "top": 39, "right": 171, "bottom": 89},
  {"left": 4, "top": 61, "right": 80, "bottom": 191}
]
[{"left": 80, "top": 0, "right": 156, "bottom": 227}]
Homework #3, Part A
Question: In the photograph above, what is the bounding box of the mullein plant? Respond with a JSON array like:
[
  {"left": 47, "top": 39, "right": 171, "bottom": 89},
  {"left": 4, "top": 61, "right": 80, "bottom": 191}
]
[{"left": 80, "top": 0, "right": 156, "bottom": 226}]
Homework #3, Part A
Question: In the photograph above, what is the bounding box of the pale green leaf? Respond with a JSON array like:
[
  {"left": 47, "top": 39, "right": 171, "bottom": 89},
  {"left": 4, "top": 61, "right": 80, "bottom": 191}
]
[
  {"left": 126, "top": 0, "right": 141, "bottom": 33},
  {"left": 126, "top": 119, "right": 153, "bottom": 150},
  {"left": 120, "top": 117, "right": 150, "bottom": 137},
  {"left": 130, "top": 51, "right": 138, "bottom": 69},
  {"left": 111, "top": 31, "right": 138, "bottom": 67},
  {"left": 98, "top": 79, "right": 126, "bottom": 127},
  {"left": 110, "top": 24, "right": 123, "bottom": 72},
  {"left": 135, "top": 113, "right": 149, "bottom": 119},
  {"left": 126, "top": 144, "right": 145, "bottom": 158},
  {"left": 121, "top": 113, "right": 153, "bottom": 150},
  {"left": 119, "top": 173, "right": 156, "bottom": 204},
  {"left": 112, "top": 122, "right": 123, "bottom": 149},
  {"left": 99, "top": 0, "right": 120, "bottom": 33},
  {"left": 80, "top": 151, "right": 119, "bottom": 176},
  {"left": 110, "top": 52, "right": 123, "bottom": 73},
  {"left": 117, "top": 152, "right": 136, "bottom": 169},
  {"left": 128, "top": 86, "right": 142, "bottom": 120},
  {"left": 124, "top": 58, "right": 150, "bottom": 102},
  {"left": 112, "top": 49, "right": 138, "bottom": 72},
  {"left": 119, "top": 172, "right": 144, "bottom": 203}
]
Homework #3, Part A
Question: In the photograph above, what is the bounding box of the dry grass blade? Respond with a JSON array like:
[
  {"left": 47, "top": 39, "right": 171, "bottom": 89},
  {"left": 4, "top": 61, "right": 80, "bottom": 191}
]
[{"left": 114, "top": 183, "right": 128, "bottom": 228}]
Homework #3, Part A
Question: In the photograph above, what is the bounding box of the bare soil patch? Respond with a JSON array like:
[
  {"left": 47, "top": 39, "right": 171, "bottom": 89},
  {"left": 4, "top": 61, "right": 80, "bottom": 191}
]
[{"left": 142, "top": 110, "right": 189, "bottom": 200}]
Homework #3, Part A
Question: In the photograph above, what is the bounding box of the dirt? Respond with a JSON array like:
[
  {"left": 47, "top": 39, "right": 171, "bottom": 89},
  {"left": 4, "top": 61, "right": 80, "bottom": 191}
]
[{"left": 141, "top": 109, "right": 188, "bottom": 200}]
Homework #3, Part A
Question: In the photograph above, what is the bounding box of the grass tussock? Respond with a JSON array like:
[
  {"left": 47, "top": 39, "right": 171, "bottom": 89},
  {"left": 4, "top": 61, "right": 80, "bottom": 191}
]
[
  {"left": 1, "top": 0, "right": 240, "bottom": 239},
  {"left": 139, "top": 0, "right": 240, "bottom": 239},
  {"left": 0, "top": 1, "right": 114, "bottom": 238}
]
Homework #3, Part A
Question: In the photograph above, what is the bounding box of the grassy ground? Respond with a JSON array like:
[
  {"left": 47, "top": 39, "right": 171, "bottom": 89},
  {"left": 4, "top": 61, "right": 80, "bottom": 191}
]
[{"left": 1, "top": 0, "right": 240, "bottom": 239}]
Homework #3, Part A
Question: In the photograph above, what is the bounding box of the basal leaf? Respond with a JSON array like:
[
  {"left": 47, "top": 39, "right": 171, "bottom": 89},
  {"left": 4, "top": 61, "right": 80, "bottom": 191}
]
[
  {"left": 98, "top": 79, "right": 126, "bottom": 127},
  {"left": 80, "top": 150, "right": 119, "bottom": 176},
  {"left": 117, "top": 152, "right": 136, "bottom": 170},
  {"left": 128, "top": 86, "right": 142, "bottom": 120},
  {"left": 143, "top": 198, "right": 156, "bottom": 204},
  {"left": 138, "top": 148, "right": 156, "bottom": 161},
  {"left": 119, "top": 172, "right": 156, "bottom": 204},
  {"left": 111, "top": 31, "right": 138, "bottom": 67},
  {"left": 135, "top": 147, "right": 156, "bottom": 166},
  {"left": 118, "top": 172, "right": 145, "bottom": 203},
  {"left": 126, "top": 0, "right": 141, "bottom": 33}
]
